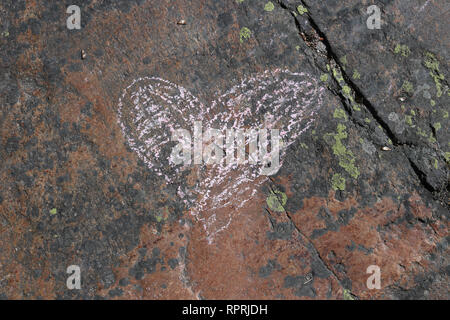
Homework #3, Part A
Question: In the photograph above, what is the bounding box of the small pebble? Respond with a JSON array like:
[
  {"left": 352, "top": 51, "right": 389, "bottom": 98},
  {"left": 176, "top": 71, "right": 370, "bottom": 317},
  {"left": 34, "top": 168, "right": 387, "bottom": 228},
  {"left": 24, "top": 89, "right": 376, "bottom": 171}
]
[
  {"left": 382, "top": 146, "right": 391, "bottom": 151},
  {"left": 81, "top": 49, "right": 87, "bottom": 59},
  {"left": 177, "top": 19, "right": 186, "bottom": 25}
]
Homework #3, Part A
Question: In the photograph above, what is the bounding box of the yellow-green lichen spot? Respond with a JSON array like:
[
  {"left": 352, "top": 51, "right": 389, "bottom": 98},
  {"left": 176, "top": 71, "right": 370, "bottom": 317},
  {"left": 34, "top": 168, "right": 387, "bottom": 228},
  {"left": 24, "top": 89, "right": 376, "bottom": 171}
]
[
  {"left": 297, "top": 5, "right": 308, "bottom": 15},
  {"left": 264, "top": 1, "right": 274, "bottom": 12},
  {"left": 424, "top": 52, "right": 445, "bottom": 97},
  {"left": 402, "top": 80, "right": 414, "bottom": 94},
  {"left": 394, "top": 44, "right": 410, "bottom": 57},
  {"left": 331, "top": 173, "right": 346, "bottom": 191},
  {"left": 405, "top": 115, "right": 413, "bottom": 126},
  {"left": 352, "top": 104, "right": 361, "bottom": 111},
  {"left": 343, "top": 289, "right": 356, "bottom": 300},
  {"left": 320, "top": 74, "right": 328, "bottom": 82},
  {"left": 324, "top": 124, "right": 360, "bottom": 179},
  {"left": 433, "top": 122, "right": 441, "bottom": 131},
  {"left": 333, "top": 108, "right": 347, "bottom": 120},
  {"left": 444, "top": 152, "right": 450, "bottom": 164},
  {"left": 239, "top": 27, "right": 251, "bottom": 43},
  {"left": 342, "top": 85, "right": 351, "bottom": 96},
  {"left": 266, "top": 190, "right": 287, "bottom": 212}
]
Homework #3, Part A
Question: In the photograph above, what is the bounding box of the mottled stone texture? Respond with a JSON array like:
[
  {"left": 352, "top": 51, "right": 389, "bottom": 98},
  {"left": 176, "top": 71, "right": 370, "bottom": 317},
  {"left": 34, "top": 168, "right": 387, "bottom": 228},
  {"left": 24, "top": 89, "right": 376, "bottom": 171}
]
[{"left": 0, "top": 0, "right": 448, "bottom": 299}]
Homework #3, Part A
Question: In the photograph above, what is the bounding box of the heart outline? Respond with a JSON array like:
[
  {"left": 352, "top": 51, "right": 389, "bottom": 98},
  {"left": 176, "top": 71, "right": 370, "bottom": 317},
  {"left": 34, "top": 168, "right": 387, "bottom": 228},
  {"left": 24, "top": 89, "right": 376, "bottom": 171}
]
[{"left": 117, "top": 69, "right": 324, "bottom": 243}]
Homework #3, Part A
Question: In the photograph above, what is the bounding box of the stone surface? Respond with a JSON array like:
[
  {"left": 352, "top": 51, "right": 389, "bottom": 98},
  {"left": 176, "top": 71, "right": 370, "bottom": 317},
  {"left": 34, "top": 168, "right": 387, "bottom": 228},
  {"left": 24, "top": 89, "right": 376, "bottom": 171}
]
[{"left": 0, "top": 0, "right": 448, "bottom": 299}]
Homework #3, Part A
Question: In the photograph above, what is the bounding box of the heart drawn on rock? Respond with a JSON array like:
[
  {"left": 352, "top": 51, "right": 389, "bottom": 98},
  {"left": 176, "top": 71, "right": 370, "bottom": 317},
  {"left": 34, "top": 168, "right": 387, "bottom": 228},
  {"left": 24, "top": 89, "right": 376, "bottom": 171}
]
[{"left": 117, "top": 69, "right": 324, "bottom": 243}]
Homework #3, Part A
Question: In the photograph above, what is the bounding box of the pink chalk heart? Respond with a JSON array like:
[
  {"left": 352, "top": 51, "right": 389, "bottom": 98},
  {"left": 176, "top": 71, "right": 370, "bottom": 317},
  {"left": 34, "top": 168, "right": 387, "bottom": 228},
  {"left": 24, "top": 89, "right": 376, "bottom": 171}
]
[{"left": 118, "top": 69, "right": 324, "bottom": 242}]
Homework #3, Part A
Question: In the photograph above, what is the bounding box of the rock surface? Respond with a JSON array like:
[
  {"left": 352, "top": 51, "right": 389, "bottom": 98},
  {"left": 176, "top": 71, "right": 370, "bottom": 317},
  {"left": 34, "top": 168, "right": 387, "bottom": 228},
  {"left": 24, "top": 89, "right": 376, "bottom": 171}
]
[{"left": 0, "top": 0, "right": 448, "bottom": 299}]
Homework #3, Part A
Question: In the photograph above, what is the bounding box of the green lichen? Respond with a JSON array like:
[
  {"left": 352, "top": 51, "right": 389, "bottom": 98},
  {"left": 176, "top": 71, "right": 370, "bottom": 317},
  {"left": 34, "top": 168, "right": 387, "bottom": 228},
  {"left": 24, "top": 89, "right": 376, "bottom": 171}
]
[
  {"left": 239, "top": 27, "right": 251, "bottom": 43},
  {"left": 264, "top": 1, "right": 274, "bottom": 12},
  {"left": 320, "top": 74, "right": 328, "bottom": 82},
  {"left": 410, "top": 110, "right": 416, "bottom": 116},
  {"left": 443, "top": 110, "right": 449, "bottom": 119},
  {"left": 332, "top": 68, "right": 344, "bottom": 83},
  {"left": 156, "top": 215, "right": 163, "bottom": 222},
  {"left": 424, "top": 52, "right": 445, "bottom": 97},
  {"left": 405, "top": 115, "right": 413, "bottom": 126},
  {"left": 433, "top": 122, "right": 441, "bottom": 131},
  {"left": 430, "top": 99, "right": 436, "bottom": 106},
  {"left": 333, "top": 108, "right": 347, "bottom": 120},
  {"left": 324, "top": 124, "right": 360, "bottom": 179},
  {"left": 429, "top": 134, "right": 436, "bottom": 144},
  {"left": 394, "top": 44, "right": 410, "bottom": 57},
  {"left": 326, "top": 64, "right": 331, "bottom": 71},
  {"left": 402, "top": 80, "right": 414, "bottom": 94},
  {"left": 50, "top": 208, "right": 57, "bottom": 215},
  {"left": 417, "top": 127, "right": 428, "bottom": 137},
  {"left": 342, "top": 85, "right": 351, "bottom": 96},
  {"left": 444, "top": 152, "right": 450, "bottom": 164},
  {"left": 340, "top": 55, "right": 347, "bottom": 66},
  {"left": 352, "top": 70, "right": 361, "bottom": 80},
  {"left": 297, "top": 5, "right": 308, "bottom": 15},
  {"left": 266, "top": 190, "right": 287, "bottom": 212},
  {"left": 343, "top": 289, "right": 356, "bottom": 300},
  {"left": 331, "top": 173, "right": 346, "bottom": 191},
  {"left": 364, "top": 118, "right": 371, "bottom": 123},
  {"left": 300, "top": 142, "right": 309, "bottom": 149},
  {"left": 236, "top": 0, "right": 245, "bottom": 3},
  {"left": 432, "top": 158, "right": 438, "bottom": 169},
  {"left": 295, "top": 45, "right": 300, "bottom": 51},
  {"left": 352, "top": 104, "right": 361, "bottom": 111}
]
